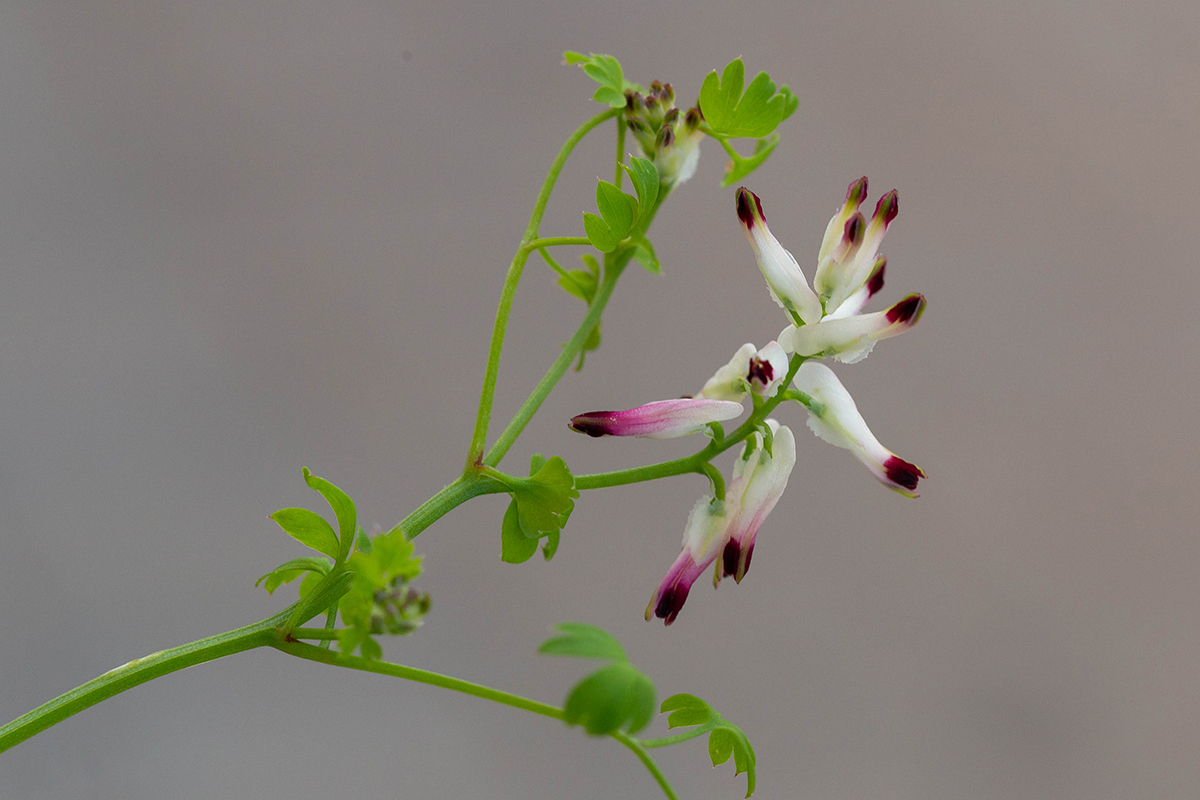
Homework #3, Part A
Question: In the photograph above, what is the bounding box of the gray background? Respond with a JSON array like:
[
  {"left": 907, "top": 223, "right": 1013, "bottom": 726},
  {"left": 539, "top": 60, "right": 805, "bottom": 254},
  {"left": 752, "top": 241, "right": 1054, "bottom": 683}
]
[{"left": 2, "top": 2, "right": 1197, "bottom": 798}]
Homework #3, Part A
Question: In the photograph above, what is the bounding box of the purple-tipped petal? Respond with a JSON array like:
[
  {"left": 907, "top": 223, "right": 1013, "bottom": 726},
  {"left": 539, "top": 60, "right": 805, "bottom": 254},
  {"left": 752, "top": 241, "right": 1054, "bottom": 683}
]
[
  {"left": 569, "top": 398, "right": 744, "bottom": 439},
  {"left": 736, "top": 189, "right": 824, "bottom": 325}
]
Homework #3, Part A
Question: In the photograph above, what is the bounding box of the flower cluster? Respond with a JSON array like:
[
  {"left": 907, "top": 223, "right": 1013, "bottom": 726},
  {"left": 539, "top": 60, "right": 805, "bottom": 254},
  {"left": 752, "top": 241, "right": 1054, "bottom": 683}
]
[
  {"left": 623, "top": 81, "right": 704, "bottom": 188},
  {"left": 569, "top": 178, "right": 927, "bottom": 624}
]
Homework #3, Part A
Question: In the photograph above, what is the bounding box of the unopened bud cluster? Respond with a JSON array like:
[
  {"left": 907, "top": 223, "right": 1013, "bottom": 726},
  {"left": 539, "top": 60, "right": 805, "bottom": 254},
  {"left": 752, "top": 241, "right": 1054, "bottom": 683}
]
[
  {"left": 369, "top": 581, "right": 431, "bottom": 636},
  {"left": 624, "top": 81, "right": 703, "bottom": 187}
]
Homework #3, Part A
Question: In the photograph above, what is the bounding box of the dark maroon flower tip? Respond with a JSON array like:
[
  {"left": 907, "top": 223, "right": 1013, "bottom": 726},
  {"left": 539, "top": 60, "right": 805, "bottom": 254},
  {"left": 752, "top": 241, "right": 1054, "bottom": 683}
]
[
  {"left": 747, "top": 356, "right": 775, "bottom": 386},
  {"left": 866, "top": 258, "right": 887, "bottom": 297},
  {"left": 846, "top": 176, "right": 868, "bottom": 205},
  {"left": 722, "top": 539, "right": 740, "bottom": 577},
  {"left": 874, "top": 190, "right": 899, "bottom": 226},
  {"left": 886, "top": 293, "right": 926, "bottom": 325},
  {"left": 884, "top": 456, "right": 926, "bottom": 492},
  {"left": 657, "top": 125, "right": 675, "bottom": 148},
  {"left": 735, "top": 188, "right": 764, "bottom": 228},
  {"left": 843, "top": 213, "right": 865, "bottom": 246},
  {"left": 654, "top": 585, "right": 690, "bottom": 625},
  {"left": 721, "top": 540, "right": 754, "bottom": 582},
  {"left": 663, "top": 107, "right": 680, "bottom": 125},
  {"left": 568, "top": 412, "right": 615, "bottom": 437},
  {"left": 684, "top": 106, "right": 703, "bottom": 129}
]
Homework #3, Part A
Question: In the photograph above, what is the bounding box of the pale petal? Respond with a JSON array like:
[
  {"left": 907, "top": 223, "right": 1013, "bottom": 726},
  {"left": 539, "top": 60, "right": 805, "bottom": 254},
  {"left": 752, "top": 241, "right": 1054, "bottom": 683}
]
[
  {"left": 780, "top": 294, "right": 925, "bottom": 363},
  {"left": 698, "top": 343, "right": 755, "bottom": 401},
  {"left": 793, "top": 362, "right": 925, "bottom": 496},
  {"left": 735, "top": 188, "right": 824, "bottom": 325}
]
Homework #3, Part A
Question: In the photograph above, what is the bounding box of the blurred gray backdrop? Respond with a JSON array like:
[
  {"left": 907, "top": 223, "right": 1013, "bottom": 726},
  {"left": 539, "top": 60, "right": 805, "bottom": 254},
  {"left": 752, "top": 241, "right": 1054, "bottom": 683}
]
[{"left": 2, "top": 2, "right": 1197, "bottom": 798}]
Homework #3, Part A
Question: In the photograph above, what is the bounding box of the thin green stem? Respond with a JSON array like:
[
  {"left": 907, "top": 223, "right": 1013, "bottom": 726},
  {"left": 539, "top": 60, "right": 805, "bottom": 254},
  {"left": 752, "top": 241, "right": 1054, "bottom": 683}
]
[
  {"left": 524, "top": 236, "right": 592, "bottom": 250},
  {"left": 614, "top": 118, "right": 627, "bottom": 188},
  {"left": 466, "top": 107, "right": 620, "bottom": 466},
  {"left": 0, "top": 607, "right": 294, "bottom": 754},
  {"left": 398, "top": 473, "right": 508, "bottom": 540},
  {"left": 291, "top": 627, "right": 341, "bottom": 640},
  {"left": 612, "top": 732, "right": 681, "bottom": 800},
  {"left": 274, "top": 640, "right": 678, "bottom": 799},
  {"left": 639, "top": 728, "right": 709, "bottom": 749},
  {"left": 483, "top": 251, "right": 630, "bottom": 467}
]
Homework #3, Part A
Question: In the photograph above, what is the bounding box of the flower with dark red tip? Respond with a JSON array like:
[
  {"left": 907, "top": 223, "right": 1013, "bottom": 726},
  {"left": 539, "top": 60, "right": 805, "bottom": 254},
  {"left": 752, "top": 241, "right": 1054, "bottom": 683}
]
[
  {"left": 568, "top": 398, "right": 744, "bottom": 439},
  {"left": 792, "top": 362, "right": 926, "bottom": 497},
  {"left": 697, "top": 341, "right": 789, "bottom": 402},
  {"left": 646, "top": 497, "right": 734, "bottom": 625},
  {"left": 737, "top": 180, "right": 925, "bottom": 364},
  {"left": 720, "top": 420, "right": 796, "bottom": 584}
]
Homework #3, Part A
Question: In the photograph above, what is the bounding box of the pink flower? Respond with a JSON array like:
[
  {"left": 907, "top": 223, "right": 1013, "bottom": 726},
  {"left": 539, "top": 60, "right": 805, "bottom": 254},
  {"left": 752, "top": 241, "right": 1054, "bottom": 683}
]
[
  {"left": 568, "top": 398, "right": 744, "bottom": 439},
  {"left": 645, "top": 497, "right": 734, "bottom": 625}
]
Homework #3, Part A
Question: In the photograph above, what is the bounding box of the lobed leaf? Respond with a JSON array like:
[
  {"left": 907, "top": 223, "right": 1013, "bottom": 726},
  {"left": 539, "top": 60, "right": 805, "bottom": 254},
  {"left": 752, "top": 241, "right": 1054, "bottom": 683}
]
[
  {"left": 660, "top": 693, "right": 714, "bottom": 729},
  {"left": 700, "top": 58, "right": 796, "bottom": 140},
  {"left": 562, "top": 662, "right": 656, "bottom": 735},
  {"left": 255, "top": 556, "right": 333, "bottom": 595},
  {"left": 562, "top": 52, "right": 629, "bottom": 108},
  {"left": 538, "top": 622, "right": 627, "bottom": 661}
]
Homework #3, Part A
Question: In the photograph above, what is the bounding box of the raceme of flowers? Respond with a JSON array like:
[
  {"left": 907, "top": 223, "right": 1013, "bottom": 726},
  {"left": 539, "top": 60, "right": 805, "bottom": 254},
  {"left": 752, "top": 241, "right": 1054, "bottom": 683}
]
[{"left": 569, "top": 178, "right": 926, "bottom": 624}]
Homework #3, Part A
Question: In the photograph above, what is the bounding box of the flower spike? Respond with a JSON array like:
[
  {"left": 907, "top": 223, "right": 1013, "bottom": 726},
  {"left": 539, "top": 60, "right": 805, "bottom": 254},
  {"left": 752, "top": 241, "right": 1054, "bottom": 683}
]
[
  {"left": 792, "top": 362, "right": 925, "bottom": 496},
  {"left": 569, "top": 398, "right": 744, "bottom": 439},
  {"left": 735, "top": 187, "right": 824, "bottom": 326}
]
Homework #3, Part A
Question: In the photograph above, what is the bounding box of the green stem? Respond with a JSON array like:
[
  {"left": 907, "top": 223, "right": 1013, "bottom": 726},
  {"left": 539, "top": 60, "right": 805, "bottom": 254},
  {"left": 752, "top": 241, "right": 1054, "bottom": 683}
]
[
  {"left": 466, "top": 107, "right": 621, "bottom": 466},
  {"left": 614, "top": 118, "right": 627, "bottom": 188},
  {"left": 275, "top": 640, "right": 680, "bottom": 799},
  {"left": 399, "top": 473, "right": 508, "bottom": 540},
  {"left": 639, "top": 728, "right": 709, "bottom": 749},
  {"left": 525, "top": 236, "right": 592, "bottom": 250},
  {"left": 0, "top": 607, "right": 294, "bottom": 754},
  {"left": 483, "top": 250, "right": 630, "bottom": 467},
  {"left": 612, "top": 731, "right": 681, "bottom": 800}
]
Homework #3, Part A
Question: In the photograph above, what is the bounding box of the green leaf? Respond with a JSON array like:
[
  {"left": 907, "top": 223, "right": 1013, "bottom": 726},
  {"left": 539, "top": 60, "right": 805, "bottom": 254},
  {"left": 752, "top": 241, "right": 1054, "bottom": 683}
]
[
  {"left": 572, "top": 322, "right": 601, "bottom": 372},
  {"left": 563, "top": 52, "right": 628, "bottom": 108},
  {"left": 621, "top": 157, "right": 659, "bottom": 219},
  {"left": 657, "top": 693, "right": 758, "bottom": 797},
  {"left": 490, "top": 455, "right": 578, "bottom": 540},
  {"left": 297, "top": 570, "right": 323, "bottom": 599},
  {"left": 699, "top": 58, "right": 794, "bottom": 140},
  {"left": 583, "top": 212, "right": 620, "bottom": 253},
  {"left": 539, "top": 622, "right": 627, "bottom": 661},
  {"left": 354, "top": 526, "right": 374, "bottom": 554},
  {"left": 255, "top": 556, "right": 332, "bottom": 595},
  {"left": 595, "top": 179, "right": 637, "bottom": 239},
  {"left": 501, "top": 498, "right": 539, "bottom": 564},
  {"left": 302, "top": 468, "right": 356, "bottom": 560},
  {"left": 660, "top": 693, "right": 714, "bottom": 728},
  {"left": 557, "top": 267, "right": 598, "bottom": 303},
  {"left": 563, "top": 662, "right": 656, "bottom": 735},
  {"left": 720, "top": 134, "right": 781, "bottom": 187},
  {"left": 631, "top": 238, "right": 660, "bottom": 274},
  {"left": 269, "top": 507, "right": 340, "bottom": 558},
  {"left": 542, "top": 529, "right": 561, "bottom": 560}
]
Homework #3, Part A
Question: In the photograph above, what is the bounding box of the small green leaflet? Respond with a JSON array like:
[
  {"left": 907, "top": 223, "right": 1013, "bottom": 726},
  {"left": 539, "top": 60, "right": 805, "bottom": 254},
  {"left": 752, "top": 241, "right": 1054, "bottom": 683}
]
[
  {"left": 255, "top": 556, "right": 332, "bottom": 595},
  {"left": 269, "top": 507, "right": 339, "bottom": 559},
  {"left": 539, "top": 623, "right": 656, "bottom": 736},
  {"left": 563, "top": 51, "right": 635, "bottom": 108},
  {"left": 583, "top": 178, "right": 639, "bottom": 253},
  {"left": 496, "top": 455, "right": 579, "bottom": 563},
  {"left": 660, "top": 693, "right": 758, "bottom": 798},
  {"left": 699, "top": 58, "right": 798, "bottom": 139},
  {"left": 539, "top": 622, "right": 627, "bottom": 661},
  {"left": 555, "top": 253, "right": 602, "bottom": 371},
  {"left": 337, "top": 525, "right": 427, "bottom": 659}
]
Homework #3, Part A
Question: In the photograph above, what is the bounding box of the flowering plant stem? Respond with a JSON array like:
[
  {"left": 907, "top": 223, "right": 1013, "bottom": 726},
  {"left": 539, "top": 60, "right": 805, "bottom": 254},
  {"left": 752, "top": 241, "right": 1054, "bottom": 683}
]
[
  {"left": 466, "top": 107, "right": 621, "bottom": 468},
  {"left": 575, "top": 356, "right": 809, "bottom": 492}
]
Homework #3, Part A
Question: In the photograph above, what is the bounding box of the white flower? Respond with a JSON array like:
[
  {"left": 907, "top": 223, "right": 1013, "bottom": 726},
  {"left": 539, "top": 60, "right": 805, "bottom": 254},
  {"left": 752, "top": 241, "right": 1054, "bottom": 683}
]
[{"left": 792, "top": 362, "right": 925, "bottom": 497}]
